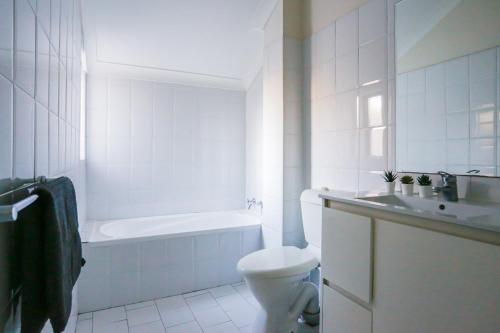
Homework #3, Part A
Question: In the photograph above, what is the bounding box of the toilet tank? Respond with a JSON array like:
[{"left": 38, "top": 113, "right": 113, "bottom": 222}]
[{"left": 300, "top": 189, "right": 324, "bottom": 251}]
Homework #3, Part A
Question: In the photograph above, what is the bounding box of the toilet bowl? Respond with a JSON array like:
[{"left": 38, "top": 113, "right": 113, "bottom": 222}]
[{"left": 237, "top": 190, "right": 324, "bottom": 333}]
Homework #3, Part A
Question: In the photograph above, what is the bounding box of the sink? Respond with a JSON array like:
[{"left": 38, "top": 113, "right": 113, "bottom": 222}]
[{"left": 356, "top": 195, "right": 498, "bottom": 220}]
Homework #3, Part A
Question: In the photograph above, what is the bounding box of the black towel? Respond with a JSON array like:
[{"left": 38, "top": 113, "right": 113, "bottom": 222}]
[{"left": 17, "top": 177, "right": 84, "bottom": 333}]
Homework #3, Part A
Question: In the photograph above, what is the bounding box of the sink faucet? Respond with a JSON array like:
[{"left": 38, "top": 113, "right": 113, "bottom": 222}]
[
  {"left": 247, "top": 198, "right": 263, "bottom": 210},
  {"left": 433, "top": 171, "right": 458, "bottom": 202}
]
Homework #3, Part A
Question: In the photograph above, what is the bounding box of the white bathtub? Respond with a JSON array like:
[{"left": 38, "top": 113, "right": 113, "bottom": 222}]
[
  {"left": 79, "top": 210, "right": 262, "bottom": 312},
  {"left": 88, "top": 210, "right": 261, "bottom": 244}
]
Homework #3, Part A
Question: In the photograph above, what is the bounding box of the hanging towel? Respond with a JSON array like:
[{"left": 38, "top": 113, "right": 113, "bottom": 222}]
[{"left": 18, "top": 177, "right": 84, "bottom": 333}]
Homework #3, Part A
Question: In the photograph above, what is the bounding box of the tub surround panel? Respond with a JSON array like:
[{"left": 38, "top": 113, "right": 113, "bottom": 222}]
[
  {"left": 86, "top": 75, "right": 246, "bottom": 220},
  {"left": 79, "top": 225, "right": 262, "bottom": 312}
]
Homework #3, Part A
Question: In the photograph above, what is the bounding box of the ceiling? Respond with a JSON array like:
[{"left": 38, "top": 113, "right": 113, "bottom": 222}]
[{"left": 81, "top": 0, "right": 273, "bottom": 90}]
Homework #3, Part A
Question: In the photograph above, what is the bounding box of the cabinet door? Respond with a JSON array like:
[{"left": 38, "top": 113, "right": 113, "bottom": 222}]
[
  {"left": 322, "top": 285, "right": 372, "bottom": 333},
  {"left": 373, "top": 220, "right": 500, "bottom": 333},
  {"left": 322, "top": 208, "right": 373, "bottom": 303}
]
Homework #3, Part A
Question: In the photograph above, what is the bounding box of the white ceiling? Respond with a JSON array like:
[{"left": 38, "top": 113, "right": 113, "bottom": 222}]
[{"left": 82, "top": 0, "right": 271, "bottom": 90}]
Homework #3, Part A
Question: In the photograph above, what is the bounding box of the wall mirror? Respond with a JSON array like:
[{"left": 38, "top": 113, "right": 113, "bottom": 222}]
[{"left": 395, "top": 0, "right": 500, "bottom": 176}]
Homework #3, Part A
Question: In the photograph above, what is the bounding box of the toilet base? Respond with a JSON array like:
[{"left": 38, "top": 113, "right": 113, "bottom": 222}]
[{"left": 251, "top": 309, "right": 319, "bottom": 333}]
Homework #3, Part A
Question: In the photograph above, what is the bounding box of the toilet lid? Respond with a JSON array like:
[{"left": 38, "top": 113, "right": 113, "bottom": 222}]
[{"left": 237, "top": 246, "right": 319, "bottom": 279}]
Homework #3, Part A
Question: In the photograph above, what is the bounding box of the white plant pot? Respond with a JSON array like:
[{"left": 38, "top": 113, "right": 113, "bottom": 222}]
[
  {"left": 419, "top": 185, "right": 433, "bottom": 198},
  {"left": 385, "top": 181, "right": 396, "bottom": 194},
  {"left": 401, "top": 183, "right": 414, "bottom": 196}
]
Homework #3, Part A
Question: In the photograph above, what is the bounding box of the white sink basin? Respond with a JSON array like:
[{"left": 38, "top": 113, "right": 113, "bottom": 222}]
[{"left": 356, "top": 195, "right": 498, "bottom": 220}]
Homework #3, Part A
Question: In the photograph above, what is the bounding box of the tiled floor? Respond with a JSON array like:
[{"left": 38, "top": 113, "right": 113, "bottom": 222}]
[{"left": 75, "top": 282, "right": 259, "bottom": 333}]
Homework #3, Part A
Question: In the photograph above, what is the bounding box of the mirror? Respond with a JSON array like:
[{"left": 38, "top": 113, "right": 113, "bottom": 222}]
[{"left": 395, "top": 0, "right": 500, "bottom": 176}]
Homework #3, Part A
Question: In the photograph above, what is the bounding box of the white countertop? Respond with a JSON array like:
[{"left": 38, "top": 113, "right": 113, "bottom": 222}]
[{"left": 320, "top": 191, "right": 500, "bottom": 234}]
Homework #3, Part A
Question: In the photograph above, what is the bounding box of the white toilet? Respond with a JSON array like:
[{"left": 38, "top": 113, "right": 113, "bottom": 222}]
[{"left": 237, "top": 190, "right": 323, "bottom": 333}]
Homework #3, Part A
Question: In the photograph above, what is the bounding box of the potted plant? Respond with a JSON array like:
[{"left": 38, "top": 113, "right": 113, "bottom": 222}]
[
  {"left": 417, "top": 174, "right": 433, "bottom": 198},
  {"left": 400, "top": 175, "right": 414, "bottom": 196},
  {"left": 382, "top": 170, "right": 398, "bottom": 194}
]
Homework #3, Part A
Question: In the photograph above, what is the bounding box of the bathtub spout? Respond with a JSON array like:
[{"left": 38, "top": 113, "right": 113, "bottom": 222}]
[{"left": 289, "top": 282, "right": 320, "bottom": 327}]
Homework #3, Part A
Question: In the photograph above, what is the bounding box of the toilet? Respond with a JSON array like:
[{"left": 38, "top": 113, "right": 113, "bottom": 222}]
[{"left": 237, "top": 190, "right": 323, "bottom": 333}]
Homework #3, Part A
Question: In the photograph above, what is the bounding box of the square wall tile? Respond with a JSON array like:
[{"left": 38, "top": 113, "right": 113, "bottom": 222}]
[
  {"left": 359, "top": 37, "right": 387, "bottom": 86},
  {"left": 446, "top": 112, "right": 469, "bottom": 139},
  {"left": 334, "top": 89, "right": 358, "bottom": 130},
  {"left": 359, "top": 126, "right": 387, "bottom": 171},
  {"left": 470, "top": 110, "right": 495, "bottom": 138},
  {"left": 0, "top": 0, "right": 13, "bottom": 80},
  {"left": 0, "top": 76, "right": 13, "bottom": 179},
  {"left": 13, "top": 87, "right": 34, "bottom": 178},
  {"left": 469, "top": 48, "right": 496, "bottom": 82},
  {"left": 336, "top": 52, "right": 358, "bottom": 93},
  {"left": 470, "top": 79, "right": 496, "bottom": 111},
  {"left": 15, "top": 0, "right": 36, "bottom": 96},
  {"left": 470, "top": 138, "right": 495, "bottom": 166},
  {"left": 36, "top": 23, "right": 50, "bottom": 107},
  {"left": 359, "top": 0, "right": 386, "bottom": 45},
  {"left": 359, "top": 81, "right": 387, "bottom": 128},
  {"left": 446, "top": 56, "right": 468, "bottom": 86},
  {"left": 336, "top": 10, "right": 358, "bottom": 57},
  {"left": 313, "top": 22, "right": 335, "bottom": 64},
  {"left": 35, "top": 104, "right": 49, "bottom": 177},
  {"left": 446, "top": 84, "right": 469, "bottom": 113}
]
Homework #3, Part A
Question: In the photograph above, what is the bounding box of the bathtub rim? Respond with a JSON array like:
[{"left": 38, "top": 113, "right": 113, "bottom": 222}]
[{"left": 83, "top": 210, "right": 262, "bottom": 248}]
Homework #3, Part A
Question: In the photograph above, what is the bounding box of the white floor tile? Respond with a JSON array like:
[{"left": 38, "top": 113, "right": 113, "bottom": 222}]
[
  {"left": 156, "top": 295, "right": 186, "bottom": 311},
  {"left": 192, "top": 306, "right": 230, "bottom": 328},
  {"left": 166, "top": 321, "right": 203, "bottom": 333},
  {"left": 203, "top": 321, "right": 240, "bottom": 333},
  {"left": 245, "top": 296, "right": 261, "bottom": 310},
  {"left": 125, "top": 300, "right": 155, "bottom": 311},
  {"left": 226, "top": 303, "right": 256, "bottom": 328},
  {"left": 216, "top": 293, "right": 249, "bottom": 312},
  {"left": 234, "top": 284, "right": 252, "bottom": 299},
  {"left": 182, "top": 289, "right": 209, "bottom": 298},
  {"left": 93, "top": 306, "right": 126, "bottom": 327},
  {"left": 75, "top": 319, "right": 92, "bottom": 333},
  {"left": 209, "top": 285, "right": 237, "bottom": 298},
  {"left": 127, "top": 305, "right": 161, "bottom": 327},
  {"left": 239, "top": 325, "right": 253, "bottom": 333},
  {"left": 77, "top": 312, "right": 92, "bottom": 322},
  {"left": 159, "top": 306, "right": 194, "bottom": 327},
  {"left": 185, "top": 293, "right": 219, "bottom": 312},
  {"left": 129, "top": 321, "right": 166, "bottom": 333},
  {"left": 93, "top": 320, "right": 129, "bottom": 333}
]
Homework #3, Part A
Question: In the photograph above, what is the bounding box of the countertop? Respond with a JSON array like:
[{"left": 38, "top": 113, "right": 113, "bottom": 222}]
[{"left": 320, "top": 191, "right": 500, "bottom": 244}]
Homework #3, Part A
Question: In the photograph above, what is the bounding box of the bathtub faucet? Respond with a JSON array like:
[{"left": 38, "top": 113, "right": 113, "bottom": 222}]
[{"left": 247, "top": 198, "right": 263, "bottom": 210}]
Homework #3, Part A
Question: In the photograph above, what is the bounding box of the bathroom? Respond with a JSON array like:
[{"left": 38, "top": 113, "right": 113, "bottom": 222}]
[{"left": 0, "top": 0, "right": 499, "bottom": 332}]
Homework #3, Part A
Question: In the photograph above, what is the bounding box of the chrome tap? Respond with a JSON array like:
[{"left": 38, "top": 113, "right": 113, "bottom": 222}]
[
  {"left": 246, "top": 198, "right": 263, "bottom": 210},
  {"left": 432, "top": 171, "right": 458, "bottom": 202}
]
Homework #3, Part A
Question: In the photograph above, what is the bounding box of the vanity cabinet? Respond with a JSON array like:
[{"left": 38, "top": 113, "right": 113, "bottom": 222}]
[{"left": 321, "top": 207, "right": 500, "bottom": 333}]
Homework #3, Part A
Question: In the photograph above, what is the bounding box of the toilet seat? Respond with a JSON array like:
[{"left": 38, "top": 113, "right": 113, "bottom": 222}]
[{"left": 237, "top": 246, "right": 319, "bottom": 279}]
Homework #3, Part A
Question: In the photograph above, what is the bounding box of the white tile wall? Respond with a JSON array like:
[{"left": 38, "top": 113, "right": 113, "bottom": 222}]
[
  {"left": 305, "top": 0, "right": 500, "bottom": 202},
  {"left": 245, "top": 71, "right": 263, "bottom": 208},
  {"left": 86, "top": 76, "right": 246, "bottom": 220},
  {"left": 397, "top": 47, "right": 499, "bottom": 175},
  {"left": 0, "top": 0, "right": 85, "bottom": 332},
  {"left": 305, "top": 0, "right": 390, "bottom": 193},
  {"left": 78, "top": 228, "right": 261, "bottom": 313}
]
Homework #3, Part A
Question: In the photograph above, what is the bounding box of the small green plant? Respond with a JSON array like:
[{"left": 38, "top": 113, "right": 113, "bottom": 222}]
[
  {"left": 417, "top": 174, "right": 432, "bottom": 186},
  {"left": 400, "top": 175, "right": 414, "bottom": 184},
  {"left": 382, "top": 170, "right": 398, "bottom": 182}
]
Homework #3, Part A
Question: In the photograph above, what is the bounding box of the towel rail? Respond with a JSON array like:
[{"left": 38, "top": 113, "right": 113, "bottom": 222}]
[
  {"left": 0, "top": 176, "right": 46, "bottom": 223},
  {"left": 0, "top": 195, "right": 39, "bottom": 223}
]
